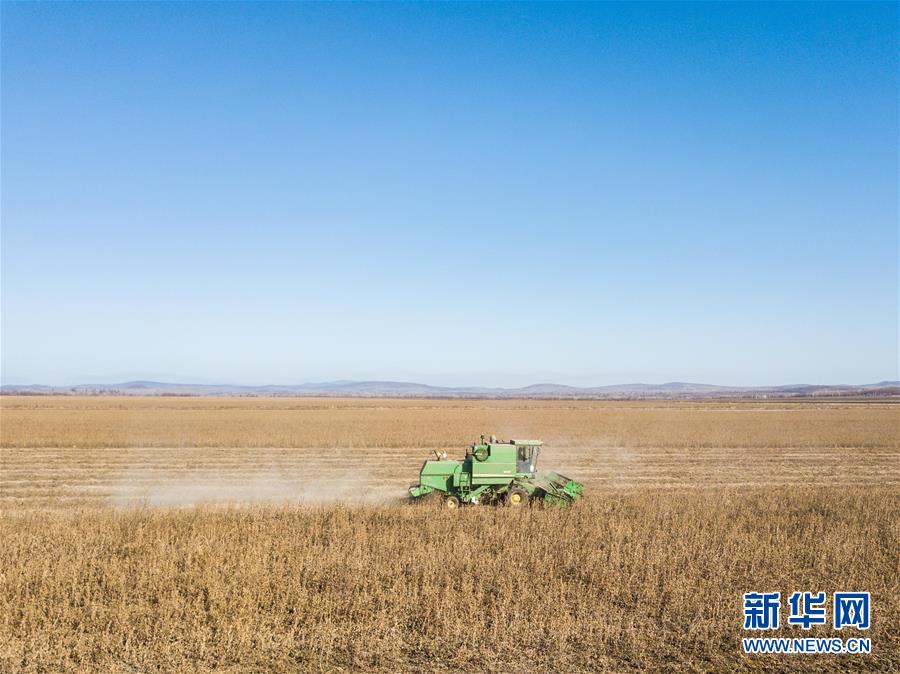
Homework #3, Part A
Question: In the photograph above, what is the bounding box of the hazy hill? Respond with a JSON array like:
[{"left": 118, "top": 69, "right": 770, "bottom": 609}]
[{"left": 2, "top": 380, "right": 898, "bottom": 399}]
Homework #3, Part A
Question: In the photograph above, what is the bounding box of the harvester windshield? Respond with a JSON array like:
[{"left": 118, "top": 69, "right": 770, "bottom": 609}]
[{"left": 516, "top": 444, "right": 539, "bottom": 473}]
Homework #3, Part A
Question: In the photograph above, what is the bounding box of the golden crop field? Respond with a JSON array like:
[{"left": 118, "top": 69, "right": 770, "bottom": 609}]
[{"left": 1, "top": 396, "right": 898, "bottom": 672}]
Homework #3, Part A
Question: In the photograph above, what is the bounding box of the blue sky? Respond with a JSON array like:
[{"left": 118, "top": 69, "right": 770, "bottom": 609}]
[{"left": 1, "top": 2, "right": 897, "bottom": 387}]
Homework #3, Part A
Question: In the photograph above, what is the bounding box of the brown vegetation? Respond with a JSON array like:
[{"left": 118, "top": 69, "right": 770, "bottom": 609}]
[
  {"left": 0, "top": 397, "right": 898, "bottom": 672},
  {"left": 1, "top": 396, "right": 896, "bottom": 450}
]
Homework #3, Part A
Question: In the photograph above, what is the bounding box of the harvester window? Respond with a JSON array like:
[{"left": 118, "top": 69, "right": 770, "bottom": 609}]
[{"left": 517, "top": 446, "right": 531, "bottom": 462}]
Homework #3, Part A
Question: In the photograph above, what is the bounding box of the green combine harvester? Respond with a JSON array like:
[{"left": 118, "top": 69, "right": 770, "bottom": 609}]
[{"left": 409, "top": 436, "right": 583, "bottom": 508}]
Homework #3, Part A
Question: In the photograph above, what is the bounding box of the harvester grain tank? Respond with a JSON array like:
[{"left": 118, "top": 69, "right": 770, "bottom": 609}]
[{"left": 409, "top": 436, "right": 583, "bottom": 508}]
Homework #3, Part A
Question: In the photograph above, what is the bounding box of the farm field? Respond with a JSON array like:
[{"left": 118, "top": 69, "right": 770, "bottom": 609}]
[{"left": 1, "top": 396, "right": 898, "bottom": 672}]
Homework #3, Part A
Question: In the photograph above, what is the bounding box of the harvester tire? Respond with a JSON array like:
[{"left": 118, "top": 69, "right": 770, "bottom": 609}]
[
  {"left": 507, "top": 486, "right": 529, "bottom": 507},
  {"left": 444, "top": 495, "right": 461, "bottom": 510}
]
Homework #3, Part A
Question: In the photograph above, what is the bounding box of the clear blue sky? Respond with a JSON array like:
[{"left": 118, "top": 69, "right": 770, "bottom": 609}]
[{"left": 1, "top": 2, "right": 897, "bottom": 387}]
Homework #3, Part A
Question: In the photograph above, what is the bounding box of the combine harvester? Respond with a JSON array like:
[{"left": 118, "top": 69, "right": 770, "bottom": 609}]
[{"left": 409, "top": 436, "right": 583, "bottom": 508}]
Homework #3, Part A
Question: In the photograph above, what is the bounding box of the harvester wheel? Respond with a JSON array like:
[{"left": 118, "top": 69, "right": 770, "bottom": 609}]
[
  {"left": 444, "top": 495, "right": 461, "bottom": 510},
  {"left": 507, "top": 486, "right": 529, "bottom": 507}
]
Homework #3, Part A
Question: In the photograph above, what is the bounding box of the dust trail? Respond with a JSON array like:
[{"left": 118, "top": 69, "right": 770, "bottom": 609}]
[{"left": 108, "top": 464, "right": 398, "bottom": 507}]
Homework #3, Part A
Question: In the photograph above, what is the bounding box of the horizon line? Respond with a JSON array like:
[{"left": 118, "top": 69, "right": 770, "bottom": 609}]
[{"left": 2, "top": 378, "right": 898, "bottom": 390}]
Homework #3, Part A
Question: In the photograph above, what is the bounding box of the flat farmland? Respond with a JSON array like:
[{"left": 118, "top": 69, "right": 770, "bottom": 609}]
[
  {"left": 1, "top": 396, "right": 898, "bottom": 672},
  {"left": 0, "top": 396, "right": 897, "bottom": 508}
]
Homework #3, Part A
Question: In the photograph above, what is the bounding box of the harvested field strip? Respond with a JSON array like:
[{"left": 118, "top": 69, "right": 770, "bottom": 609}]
[{"left": 2, "top": 445, "right": 897, "bottom": 510}]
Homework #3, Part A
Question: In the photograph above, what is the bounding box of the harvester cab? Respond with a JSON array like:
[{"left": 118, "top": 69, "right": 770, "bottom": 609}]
[
  {"left": 409, "top": 436, "right": 583, "bottom": 508},
  {"left": 515, "top": 442, "right": 538, "bottom": 474}
]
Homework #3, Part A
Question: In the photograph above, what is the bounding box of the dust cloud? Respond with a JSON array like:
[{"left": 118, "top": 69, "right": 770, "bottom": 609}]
[{"left": 108, "top": 467, "right": 399, "bottom": 508}]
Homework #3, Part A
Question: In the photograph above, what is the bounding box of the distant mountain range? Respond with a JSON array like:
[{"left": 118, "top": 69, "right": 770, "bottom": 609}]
[{"left": 2, "top": 380, "right": 898, "bottom": 399}]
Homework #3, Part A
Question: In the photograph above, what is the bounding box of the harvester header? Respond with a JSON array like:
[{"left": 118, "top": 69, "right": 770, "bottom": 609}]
[{"left": 409, "top": 436, "right": 583, "bottom": 508}]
